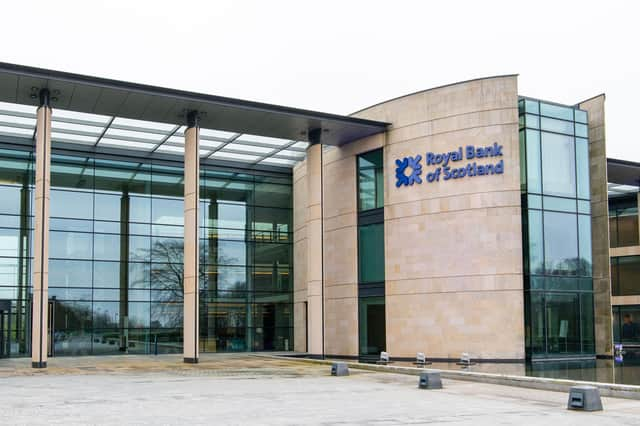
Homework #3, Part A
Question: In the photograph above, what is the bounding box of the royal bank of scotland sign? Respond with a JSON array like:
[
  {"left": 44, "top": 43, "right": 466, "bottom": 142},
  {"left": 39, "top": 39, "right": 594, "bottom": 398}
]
[{"left": 395, "top": 143, "right": 504, "bottom": 187}]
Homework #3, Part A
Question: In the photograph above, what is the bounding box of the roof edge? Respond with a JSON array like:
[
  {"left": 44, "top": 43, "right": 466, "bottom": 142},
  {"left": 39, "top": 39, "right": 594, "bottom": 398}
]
[
  {"left": 349, "top": 74, "right": 519, "bottom": 116},
  {"left": 576, "top": 93, "right": 606, "bottom": 107},
  {"left": 0, "top": 61, "right": 389, "bottom": 128},
  {"left": 608, "top": 157, "right": 640, "bottom": 168}
]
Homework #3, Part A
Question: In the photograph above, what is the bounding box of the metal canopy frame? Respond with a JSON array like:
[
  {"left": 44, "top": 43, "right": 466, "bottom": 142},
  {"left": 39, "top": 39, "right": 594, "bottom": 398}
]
[
  {"left": 0, "top": 100, "right": 310, "bottom": 167},
  {"left": 0, "top": 62, "right": 389, "bottom": 169}
]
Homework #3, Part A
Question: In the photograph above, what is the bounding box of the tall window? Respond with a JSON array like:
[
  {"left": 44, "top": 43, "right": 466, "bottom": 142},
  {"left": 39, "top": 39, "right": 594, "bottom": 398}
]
[
  {"left": 519, "top": 98, "right": 595, "bottom": 358},
  {"left": 356, "top": 149, "right": 385, "bottom": 358},
  {"left": 609, "top": 196, "right": 639, "bottom": 248},
  {"left": 611, "top": 256, "right": 640, "bottom": 296},
  {"left": 358, "top": 150, "right": 383, "bottom": 211}
]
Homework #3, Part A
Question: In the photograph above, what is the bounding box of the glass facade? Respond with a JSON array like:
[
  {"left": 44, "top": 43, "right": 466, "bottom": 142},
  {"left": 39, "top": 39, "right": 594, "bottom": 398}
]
[
  {"left": 0, "top": 145, "right": 293, "bottom": 357},
  {"left": 356, "top": 149, "right": 385, "bottom": 358},
  {"left": 519, "top": 98, "right": 595, "bottom": 358}
]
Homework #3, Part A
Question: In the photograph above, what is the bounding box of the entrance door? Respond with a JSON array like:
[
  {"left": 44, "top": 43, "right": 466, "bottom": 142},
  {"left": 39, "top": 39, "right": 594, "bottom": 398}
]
[
  {"left": 0, "top": 300, "right": 10, "bottom": 358},
  {"left": 359, "top": 297, "right": 386, "bottom": 359}
]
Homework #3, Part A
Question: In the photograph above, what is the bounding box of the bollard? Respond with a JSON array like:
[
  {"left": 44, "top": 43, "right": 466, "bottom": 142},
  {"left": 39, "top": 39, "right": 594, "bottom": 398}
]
[
  {"left": 567, "top": 385, "right": 603, "bottom": 411},
  {"left": 154, "top": 335, "right": 158, "bottom": 356},
  {"left": 456, "top": 352, "right": 475, "bottom": 366},
  {"left": 414, "top": 352, "right": 432, "bottom": 367},
  {"left": 331, "top": 362, "right": 349, "bottom": 376},
  {"left": 418, "top": 372, "right": 442, "bottom": 389}
]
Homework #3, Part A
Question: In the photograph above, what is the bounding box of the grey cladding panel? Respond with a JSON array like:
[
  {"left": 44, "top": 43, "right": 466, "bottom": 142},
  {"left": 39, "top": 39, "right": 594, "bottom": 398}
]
[
  {"left": 67, "top": 85, "right": 102, "bottom": 111},
  {"left": 118, "top": 92, "right": 153, "bottom": 119},
  {"left": 0, "top": 73, "right": 18, "bottom": 103}
]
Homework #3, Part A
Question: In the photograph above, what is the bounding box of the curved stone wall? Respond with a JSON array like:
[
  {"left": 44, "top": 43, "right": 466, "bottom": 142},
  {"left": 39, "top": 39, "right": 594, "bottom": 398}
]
[{"left": 294, "top": 75, "right": 525, "bottom": 360}]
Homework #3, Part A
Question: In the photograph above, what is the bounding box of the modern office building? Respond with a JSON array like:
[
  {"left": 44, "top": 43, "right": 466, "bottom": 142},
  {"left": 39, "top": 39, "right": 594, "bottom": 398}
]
[{"left": 0, "top": 63, "right": 628, "bottom": 367}]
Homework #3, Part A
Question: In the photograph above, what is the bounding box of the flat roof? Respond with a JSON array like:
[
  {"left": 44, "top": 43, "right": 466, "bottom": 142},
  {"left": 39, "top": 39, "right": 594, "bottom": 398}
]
[{"left": 0, "top": 62, "right": 388, "bottom": 168}]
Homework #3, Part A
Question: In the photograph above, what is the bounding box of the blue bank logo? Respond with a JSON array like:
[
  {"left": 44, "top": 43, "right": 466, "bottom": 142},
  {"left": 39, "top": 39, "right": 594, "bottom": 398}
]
[{"left": 395, "top": 155, "right": 423, "bottom": 187}]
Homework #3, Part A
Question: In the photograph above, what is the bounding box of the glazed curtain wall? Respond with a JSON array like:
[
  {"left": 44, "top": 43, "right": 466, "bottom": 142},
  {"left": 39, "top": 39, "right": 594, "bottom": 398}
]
[
  {"left": 519, "top": 98, "right": 595, "bottom": 358},
  {"left": 0, "top": 145, "right": 293, "bottom": 357}
]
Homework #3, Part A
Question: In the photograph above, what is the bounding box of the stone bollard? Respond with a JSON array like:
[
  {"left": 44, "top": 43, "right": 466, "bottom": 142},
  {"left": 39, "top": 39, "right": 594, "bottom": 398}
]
[
  {"left": 418, "top": 372, "right": 442, "bottom": 389},
  {"left": 567, "top": 385, "right": 603, "bottom": 411},
  {"left": 331, "top": 362, "right": 349, "bottom": 376}
]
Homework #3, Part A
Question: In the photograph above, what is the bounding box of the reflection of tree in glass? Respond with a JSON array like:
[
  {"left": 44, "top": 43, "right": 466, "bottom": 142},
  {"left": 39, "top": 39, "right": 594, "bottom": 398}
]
[
  {"left": 542, "top": 257, "right": 592, "bottom": 276},
  {"left": 133, "top": 239, "right": 243, "bottom": 328}
]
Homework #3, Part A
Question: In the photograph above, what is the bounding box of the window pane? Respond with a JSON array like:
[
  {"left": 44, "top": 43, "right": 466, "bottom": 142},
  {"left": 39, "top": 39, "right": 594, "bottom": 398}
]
[
  {"left": 254, "top": 182, "right": 292, "bottom": 209},
  {"left": 578, "top": 215, "right": 592, "bottom": 277},
  {"left": 543, "top": 196, "right": 576, "bottom": 213},
  {"left": 525, "top": 130, "right": 542, "bottom": 193},
  {"left": 50, "top": 189, "right": 93, "bottom": 219},
  {"left": 94, "top": 193, "right": 122, "bottom": 221},
  {"left": 541, "top": 132, "right": 576, "bottom": 198},
  {"left": 254, "top": 243, "right": 289, "bottom": 268},
  {"left": 540, "top": 103, "right": 574, "bottom": 121},
  {"left": 0, "top": 186, "right": 22, "bottom": 215},
  {"left": 578, "top": 200, "right": 590, "bottom": 214},
  {"left": 358, "top": 223, "right": 385, "bottom": 283},
  {"left": 358, "top": 150, "right": 383, "bottom": 211},
  {"left": 524, "top": 99, "right": 540, "bottom": 114},
  {"left": 616, "top": 256, "right": 640, "bottom": 296},
  {"left": 50, "top": 218, "right": 92, "bottom": 233},
  {"left": 519, "top": 130, "right": 526, "bottom": 190},
  {"left": 49, "top": 259, "right": 92, "bottom": 287},
  {"left": 618, "top": 306, "right": 640, "bottom": 343},
  {"left": 50, "top": 231, "right": 92, "bottom": 259},
  {"left": 210, "top": 240, "right": 247, "bottom": 266},
  {"left": 574, "top": 109, "right": 588, "bottom": 124},
  {"left": 575, "top": 138, "right": 590, "bottom": 199},
  {"left": 575, "top": 123, "right": 588, "bottom": 138},
  {"left": 152, "top": 197, "right": 183, "bottom": 226},
  {"left": 544, "top": 211, "right": 578, "bottom": 275},
  {"left": 541, "top": 117, "right": 574, "bottom": 135},
  {"left": 528, "top": 210, "right": 543, "bottom": 275},
  {"left": 93, "top": 261, "right": 120, "bottom": 288},
  {"left": 580, "top": 293, "right": 595, "bottom": 353},
  {"left": 527, "top": 194, "right": 542, "bottom": 210},
  {"left": 525, "top": 114, "right": 539, "bottom": 129},
  {"left": 130, "top": 196, "right": 151, "bottom": 223},
  {"left": 94, "top": 234, "right": 121, "bottom": 261},
  {"left": 617, "top": 211, "right": 639, "bottom": 247},
  {"left": 527, "top": 292, "right": 545, "bottom": 354},
  {"left": 609, "top": 196, "right": 639, "bottom": 248},
  {"left": 545, "top": 293, "right": 581, "bottom": 353}
]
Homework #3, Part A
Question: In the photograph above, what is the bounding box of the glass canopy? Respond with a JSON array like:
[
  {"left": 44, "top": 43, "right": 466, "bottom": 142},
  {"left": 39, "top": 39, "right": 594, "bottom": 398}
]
[{"left": 0, "top": 101, "right": 308, "bottom": 168}]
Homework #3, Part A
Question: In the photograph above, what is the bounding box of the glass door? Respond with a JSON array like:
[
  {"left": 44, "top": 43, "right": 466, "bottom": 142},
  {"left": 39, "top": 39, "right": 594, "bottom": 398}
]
[{"left": 359, "top": 297, "right": 386, "bottom": 359}]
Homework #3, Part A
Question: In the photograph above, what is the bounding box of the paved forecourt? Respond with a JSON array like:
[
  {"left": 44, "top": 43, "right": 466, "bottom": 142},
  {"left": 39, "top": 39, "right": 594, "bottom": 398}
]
[{"left": 1, "top": 354, "right": 639, "bottom": 425}]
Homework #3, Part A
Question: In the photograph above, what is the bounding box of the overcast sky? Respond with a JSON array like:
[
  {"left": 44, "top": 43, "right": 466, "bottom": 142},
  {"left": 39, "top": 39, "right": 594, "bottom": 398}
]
[{"left": 2, "top": 1, "right": 639, "bottom": 159}]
